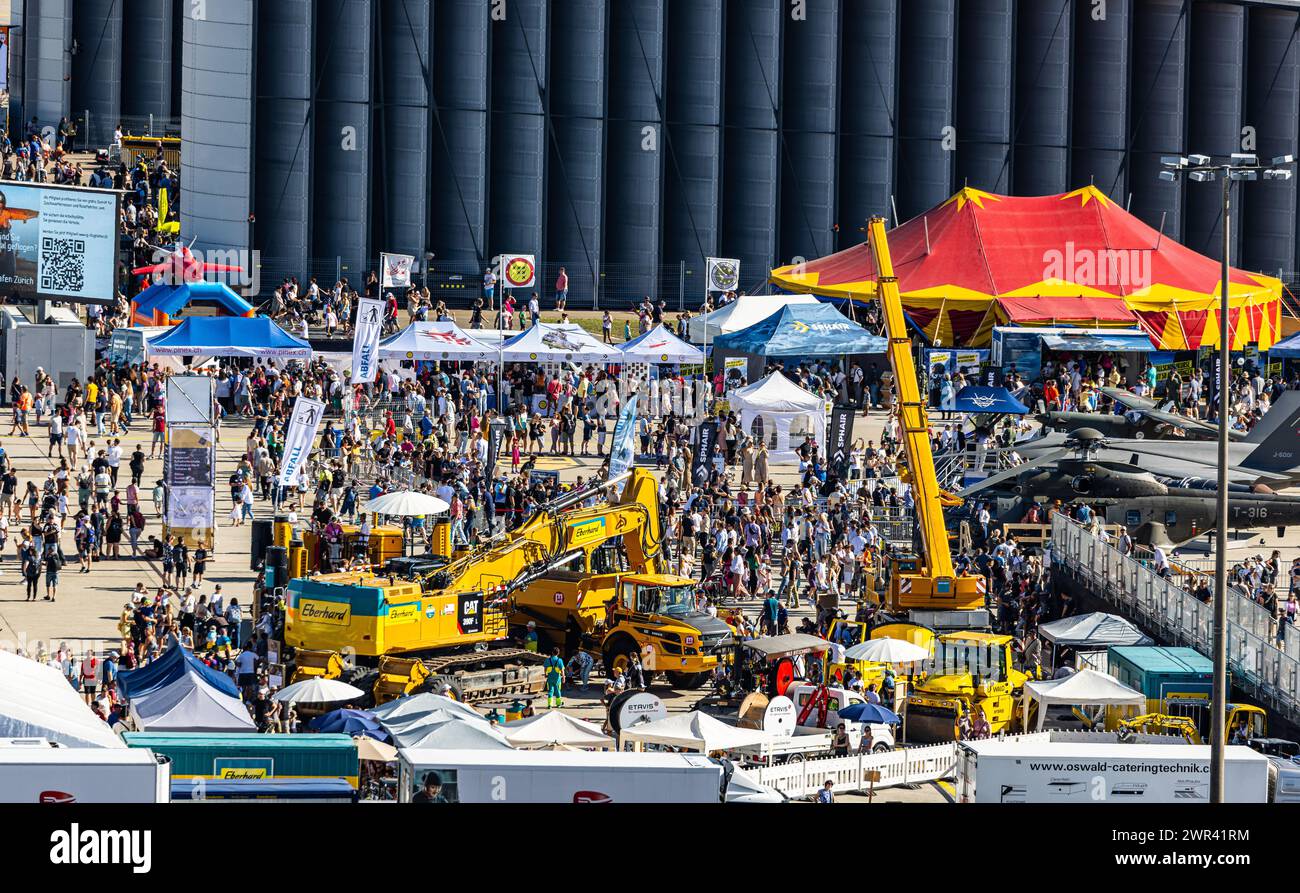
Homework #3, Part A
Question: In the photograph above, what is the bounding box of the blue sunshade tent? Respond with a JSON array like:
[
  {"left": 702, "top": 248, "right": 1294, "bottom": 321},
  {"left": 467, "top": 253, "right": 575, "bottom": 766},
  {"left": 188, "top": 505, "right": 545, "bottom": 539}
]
[
  {"left": 147, "top": 316, "right": 312, "bottom": 360},
  {"left": 309, "top": 708, "right": 391, "bottom": 741},
  {"left": 117, "top": 642, "right": 241, "bottom": 700},
  {"left": 836, "top": 702, "right": 902, "bottom": 725},
  {"left": 711, "top": 302, "right": 886, "bottom": 356},
  {"left": 953, "top": 385, "right": 1030, "bottom": 415},
  {"left": 1270, "top": 331, "right": 1300, "bottom": 358}
]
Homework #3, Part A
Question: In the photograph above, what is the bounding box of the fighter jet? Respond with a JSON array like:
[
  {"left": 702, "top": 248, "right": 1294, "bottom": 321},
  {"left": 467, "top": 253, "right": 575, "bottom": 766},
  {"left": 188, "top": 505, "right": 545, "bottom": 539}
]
[
  {"left": 1018, "top": 390, "right": 1300, "bottom": 486},
  {"left": 963, "top": 428, "right": 1300, "bottom": 546},
  {"left": 1036, "top": 387, "right": 1242, "bottom": 442}
]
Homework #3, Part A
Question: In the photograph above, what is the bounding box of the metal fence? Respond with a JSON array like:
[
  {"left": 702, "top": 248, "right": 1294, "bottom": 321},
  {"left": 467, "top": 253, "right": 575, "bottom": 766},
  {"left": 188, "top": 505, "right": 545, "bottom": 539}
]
[
  {"left": 249, "top": 256, "right": 775, "bottom": 312},
  {"left": 1051, "top": 514, "right": 1300, "bottom": 724}
]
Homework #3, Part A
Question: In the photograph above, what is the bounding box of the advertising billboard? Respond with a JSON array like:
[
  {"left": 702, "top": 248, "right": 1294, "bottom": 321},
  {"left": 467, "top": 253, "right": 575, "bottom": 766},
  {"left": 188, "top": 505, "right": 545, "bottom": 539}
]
[{"left": 0, "top": 182, "right": 120, "bottom": 304}]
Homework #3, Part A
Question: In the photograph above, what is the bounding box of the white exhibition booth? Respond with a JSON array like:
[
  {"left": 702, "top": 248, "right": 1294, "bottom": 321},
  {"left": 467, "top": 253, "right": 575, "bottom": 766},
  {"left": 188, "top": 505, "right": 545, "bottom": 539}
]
[
  {"left": 1020, "top": 669, "right": 1146, "bottom": 731},
  {"left": 732, "top": 371, "right": 826, "bottom": 463}
]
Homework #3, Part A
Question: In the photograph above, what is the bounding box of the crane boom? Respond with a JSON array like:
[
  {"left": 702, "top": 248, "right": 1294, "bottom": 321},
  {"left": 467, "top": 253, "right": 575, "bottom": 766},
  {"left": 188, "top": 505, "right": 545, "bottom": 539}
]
[{"left": 866, "top": 217, "right": 984, "bottom": 613}]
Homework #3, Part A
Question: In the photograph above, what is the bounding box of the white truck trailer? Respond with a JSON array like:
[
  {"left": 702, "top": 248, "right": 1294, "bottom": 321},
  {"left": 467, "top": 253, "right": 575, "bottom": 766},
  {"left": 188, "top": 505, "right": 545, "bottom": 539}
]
[
  {"left": 0, "top": 746, "right": 171, "bottom": 803},
  {"left": 0, "top": 305, "right": 94, "bottom": 402},
  {"left": 398, "top": 748, "right": 783, "bottom": 803},
  {"left": 954, "top": 740, "right": 1268, "bottom": 804}
]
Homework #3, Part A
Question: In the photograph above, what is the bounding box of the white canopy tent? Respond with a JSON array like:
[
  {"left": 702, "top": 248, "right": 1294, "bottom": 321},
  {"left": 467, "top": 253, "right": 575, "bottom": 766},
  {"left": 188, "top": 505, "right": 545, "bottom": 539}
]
[
  {"left": 732, "top": 371, "right": 827, "bottom": 463},
  {"left": 619, "top": 710, "right": 776, "bottom": 753},
  {"left": 499, "top": 322, "right": 623, "bottom": 363},
  {"left": 129, "top": 672, "right": 257, "bottom": 732},
  {"left": 1021, "top": 668, "right": 1146, "bottom": 731},
  {"left": 397, "top": 717, "right": 512, "bottom": 750},
  {"left": 379, "top": 321, "right": 500, "bottom": 362},
  {"left": 0, "top": 649, "right": 124, "bottom": 747},
  {"left": 619, "top": 323, "right": 705, "bottom": 365},
  {"left": 501, "top": 710, "right": 615, "bottom": 750},
  {"left": 370, "top": 692, "right": 484, "bottom": 724},
  {"left": 686, "top": 294, "right": 818, "bottom": 343}
]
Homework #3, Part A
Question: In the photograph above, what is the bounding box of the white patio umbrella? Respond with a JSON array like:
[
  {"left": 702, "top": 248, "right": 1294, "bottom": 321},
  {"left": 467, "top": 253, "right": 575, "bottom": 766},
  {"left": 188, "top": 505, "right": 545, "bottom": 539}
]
[
  {"left": 273, "top": 677, "right": 366, "bottom": 704},
  {"left": 843, "top": 637, "right": 930, "bottom": 664},
  {"left": 354, "top": 737, "right": 399, "bottom": 763},
  {"left": 362, "top": 490, "right": 450, "bottom": 516}
]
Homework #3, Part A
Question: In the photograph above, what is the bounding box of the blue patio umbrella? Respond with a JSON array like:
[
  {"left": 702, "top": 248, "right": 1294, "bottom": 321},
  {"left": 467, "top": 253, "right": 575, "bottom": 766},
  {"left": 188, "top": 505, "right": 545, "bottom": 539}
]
[
  {"left": 836, "top": 702, "right": 902, "bottom": 725},
  {"left": 309, "top": 708, "right": 391, "bottom": 741}
]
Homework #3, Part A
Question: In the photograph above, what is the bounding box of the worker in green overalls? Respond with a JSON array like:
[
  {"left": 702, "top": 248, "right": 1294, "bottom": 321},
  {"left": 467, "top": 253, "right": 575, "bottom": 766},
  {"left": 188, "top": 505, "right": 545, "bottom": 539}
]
[{"left": 544, "top": 646, "right": 566, "bottom": 708}]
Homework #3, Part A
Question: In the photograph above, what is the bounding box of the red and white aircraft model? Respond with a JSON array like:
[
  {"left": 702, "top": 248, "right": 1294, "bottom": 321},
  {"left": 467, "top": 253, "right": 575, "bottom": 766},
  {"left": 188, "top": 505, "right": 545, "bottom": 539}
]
[{"left": 130, "top": 239, "right": 243, "bottom": 284}]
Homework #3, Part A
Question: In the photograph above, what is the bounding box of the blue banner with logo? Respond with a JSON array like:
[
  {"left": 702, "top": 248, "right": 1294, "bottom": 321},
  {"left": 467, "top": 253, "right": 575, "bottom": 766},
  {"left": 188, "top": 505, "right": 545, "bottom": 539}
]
[{"left": 608, "top": 395, "right": 638, "bottom": 478}]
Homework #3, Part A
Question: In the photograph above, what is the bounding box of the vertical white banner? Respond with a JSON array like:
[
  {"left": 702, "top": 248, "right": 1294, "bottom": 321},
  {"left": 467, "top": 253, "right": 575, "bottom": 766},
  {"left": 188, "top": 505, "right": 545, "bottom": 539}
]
[
  {"left": 278, "top": 397, "right": 326, "bottom": 487},
  {"left": 352, "top": 297, "right": 385, "bottom": 384},
  {"left": 380, "top": 252, "right": 414, "bottom": 288}
]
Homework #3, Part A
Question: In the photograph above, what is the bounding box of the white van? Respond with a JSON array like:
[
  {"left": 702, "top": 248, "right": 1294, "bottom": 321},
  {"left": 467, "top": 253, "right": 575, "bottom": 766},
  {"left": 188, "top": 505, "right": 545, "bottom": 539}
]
[{"left": 783, "top": 682, "right": 897, "bottom": 751}]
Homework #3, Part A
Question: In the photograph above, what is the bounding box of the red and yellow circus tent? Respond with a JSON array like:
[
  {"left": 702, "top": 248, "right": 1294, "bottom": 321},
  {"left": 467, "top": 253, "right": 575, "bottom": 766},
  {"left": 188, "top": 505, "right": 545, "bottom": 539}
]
[{"left": 770, "top": 185, "right": 1283, "bottom": 350}]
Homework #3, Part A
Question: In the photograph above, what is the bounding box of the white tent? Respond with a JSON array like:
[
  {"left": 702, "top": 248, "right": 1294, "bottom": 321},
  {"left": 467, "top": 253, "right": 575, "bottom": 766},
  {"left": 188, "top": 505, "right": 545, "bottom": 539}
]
[
  {"left": 397, "top": 717, "right": 512, "bottom": 750},
  {"left": 686, "top": 294, "right": 818, "bottom": 343},
  {"left": 382, "top": 712, "right": 488, "bottom": 748},
  {"left": 619, "top": 323, "right": 705, "bottom": 365},
  {"left": 129, "top": 672, "right": 256, "bottom": 732},
  {"left": 1021, "top": 668, "right": 1146, "bottom": 731},
  {"left": 500, "top": 322, "right": 623, "bottom": 363},
  {"left": 619, "top": 710, "right": 775, "bottom": 753},
  {"left": 1037, "top": 612, "right": 1152, "bottom": 650},
  {"left": 370, "top": 692, "right": 483, "bottom": 724},
  {"left": 732, "top": 371, "right": 827, "bottom": 463},
  {"left": 379, "top": 321, "right": 500, "bottom": 362},
  {"left": 501, "top": 710, "right": 615, "bottom": 750},
  {"left": 0, "top": 650, "right": 124, "bottom": 748}
]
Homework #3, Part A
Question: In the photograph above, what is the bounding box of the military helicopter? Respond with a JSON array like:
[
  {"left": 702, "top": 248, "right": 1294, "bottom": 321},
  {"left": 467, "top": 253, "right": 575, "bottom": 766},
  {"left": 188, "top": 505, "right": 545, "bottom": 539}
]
[{"left": 961, "top": 428, "right": 1300, "bottom": 546}]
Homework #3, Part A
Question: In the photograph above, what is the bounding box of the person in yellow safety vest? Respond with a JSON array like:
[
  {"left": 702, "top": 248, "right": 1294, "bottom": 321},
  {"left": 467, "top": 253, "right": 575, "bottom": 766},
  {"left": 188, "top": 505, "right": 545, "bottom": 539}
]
[
  {"left": 524, "top": 621, "right": 539, "bottom": 652},
  {"left": 544, "top": 646, "right": 565, "bottom": 708}
]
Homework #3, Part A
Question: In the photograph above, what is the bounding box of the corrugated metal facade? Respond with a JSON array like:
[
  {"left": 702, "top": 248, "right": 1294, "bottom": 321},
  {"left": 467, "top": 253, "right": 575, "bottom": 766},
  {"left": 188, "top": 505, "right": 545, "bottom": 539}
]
[{"left": 17, "top": 1, "right": 1300, "bottom": 305}]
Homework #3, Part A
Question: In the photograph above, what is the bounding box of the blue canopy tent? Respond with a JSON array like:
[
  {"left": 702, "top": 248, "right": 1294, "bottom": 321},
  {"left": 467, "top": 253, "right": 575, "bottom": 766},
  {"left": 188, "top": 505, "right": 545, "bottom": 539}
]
[
  {"left": 1269, "top": 331, "right": 1300, "bottom": 359},
  {"left": 309, "top": 708, "right": 391, "bottom": 741},
  {"left": 132, "top": 281, "right": 255, "bottom": 326},
  {"left": 707, "top": 300, "right": 889, "bottom": 356},
  {"left": 117, "top": 642, "right": 241, "bottom": 700},
  {"left": 711, "top": 302, "right": 887, "bottom": 356},
  {"left": 1038, "top": 330, "right": 1154, "bottom": 353},
  {"left": 953, "top": 385, "right": 1029, "bottom": 415},
  {"left": 147, "top": 316, "right": 312, "bottom": 360}
]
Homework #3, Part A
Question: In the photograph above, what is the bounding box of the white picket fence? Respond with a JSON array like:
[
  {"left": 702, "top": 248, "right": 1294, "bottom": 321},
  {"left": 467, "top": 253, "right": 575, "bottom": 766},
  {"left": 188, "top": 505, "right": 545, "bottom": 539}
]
[{"left": 751, "top": 733, "right": 1051, "bottom": 798}]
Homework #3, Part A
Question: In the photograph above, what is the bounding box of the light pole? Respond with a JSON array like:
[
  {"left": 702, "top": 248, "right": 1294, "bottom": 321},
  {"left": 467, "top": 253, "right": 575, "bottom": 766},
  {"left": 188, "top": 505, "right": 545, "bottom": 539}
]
[{"left": 1158, "top": 151, "right": 1295, "bottom": 803}]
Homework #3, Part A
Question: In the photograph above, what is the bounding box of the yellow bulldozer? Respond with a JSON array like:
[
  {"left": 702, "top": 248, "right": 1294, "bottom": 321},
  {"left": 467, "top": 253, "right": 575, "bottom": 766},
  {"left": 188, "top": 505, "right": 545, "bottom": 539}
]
[{"left": 283, "top": 468, "right": 731, "bottom": 703}]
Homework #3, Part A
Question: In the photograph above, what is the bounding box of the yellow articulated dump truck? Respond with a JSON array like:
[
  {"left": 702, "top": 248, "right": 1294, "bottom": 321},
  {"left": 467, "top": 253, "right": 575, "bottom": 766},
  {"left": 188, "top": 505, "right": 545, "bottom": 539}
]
[{"left": 284, "top": 469, "right": 731, "bottom": 703}]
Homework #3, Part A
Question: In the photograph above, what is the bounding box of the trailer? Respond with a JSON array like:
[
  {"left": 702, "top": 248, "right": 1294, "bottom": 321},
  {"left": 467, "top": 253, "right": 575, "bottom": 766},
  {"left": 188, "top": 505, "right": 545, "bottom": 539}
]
[
  {"left": 954, "top": 740, "right": 1268, "bottom": 804},
  {"left": 0, "top": 747, "right": 171, "bottom": 803},
  {"left": 122, "top": 732, "right": 360, "bottom": 787},
  {"left": 0, "top": 305, "right": 94, "bottom": 403},
  {"left": 397, "top": 748, "right": 784, "bottom": 804}
]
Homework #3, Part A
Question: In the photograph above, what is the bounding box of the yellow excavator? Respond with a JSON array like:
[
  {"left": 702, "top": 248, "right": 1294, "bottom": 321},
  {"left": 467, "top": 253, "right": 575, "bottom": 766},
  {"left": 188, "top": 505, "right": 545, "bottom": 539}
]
[{"left": 284, "top": 468, "right": 730, "bottom": 702}]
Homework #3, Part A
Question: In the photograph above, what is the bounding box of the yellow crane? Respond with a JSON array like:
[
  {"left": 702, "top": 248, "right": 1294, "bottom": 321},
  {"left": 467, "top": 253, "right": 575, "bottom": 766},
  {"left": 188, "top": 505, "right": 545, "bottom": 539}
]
[{"left": 865, "top": 217, "right": 985, "bottom": 613}]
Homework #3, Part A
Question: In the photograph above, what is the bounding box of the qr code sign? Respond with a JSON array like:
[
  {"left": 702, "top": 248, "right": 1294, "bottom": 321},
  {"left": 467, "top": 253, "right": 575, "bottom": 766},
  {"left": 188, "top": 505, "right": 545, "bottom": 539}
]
[{"left": 39, "top": 236, "right": 86, "bottom": 293}]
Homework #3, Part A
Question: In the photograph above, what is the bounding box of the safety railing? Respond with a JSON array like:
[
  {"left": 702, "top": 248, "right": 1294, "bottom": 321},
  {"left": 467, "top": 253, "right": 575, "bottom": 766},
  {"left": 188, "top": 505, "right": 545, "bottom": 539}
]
[
  {"left": 1050, "top": 514, "right": 1300, "bottom": 723},
  {"left": 748, "top": 732, "right": 1051, "bottom": 799}
]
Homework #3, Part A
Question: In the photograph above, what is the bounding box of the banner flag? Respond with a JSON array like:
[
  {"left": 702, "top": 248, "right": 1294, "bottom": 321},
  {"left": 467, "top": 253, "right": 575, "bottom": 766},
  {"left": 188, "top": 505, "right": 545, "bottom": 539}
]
[
  {"left": 608, "top": 395, "right": 639, "bottom": 479},
  {"left": 691, "top": 419, "right": 719, "bottom": 486},
  {"left": 380, "top": 252, "right": 414, "bottom": 289},
  {"left": 352, "top": 298, "right": 385, "bottom": 384},
  {"left": 706, "top": 257, "right": 741, "bottom": 293},
  {"left": 502, "top": 254, "right": 537, "bottom": 289},
  {"left": 829, "top": 406, "right": 856, "bottom": 478},
  {"left": 278, "top": 397, "right": 326, "bottom": 486}
]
